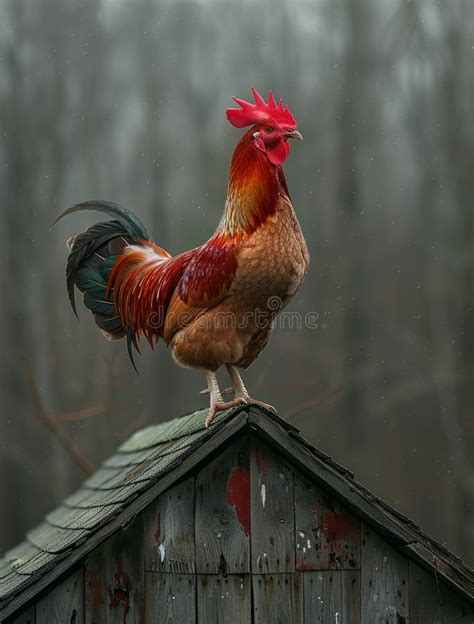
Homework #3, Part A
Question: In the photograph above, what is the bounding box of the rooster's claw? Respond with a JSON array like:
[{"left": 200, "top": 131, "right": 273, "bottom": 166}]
[{"left": 205, "top": 397, "right": 247, "bottom": 428}]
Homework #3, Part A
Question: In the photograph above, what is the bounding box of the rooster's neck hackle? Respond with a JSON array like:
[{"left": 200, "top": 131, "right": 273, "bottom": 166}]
[{"left": 218, "top": 128, "right": 289, "bottom": 237}]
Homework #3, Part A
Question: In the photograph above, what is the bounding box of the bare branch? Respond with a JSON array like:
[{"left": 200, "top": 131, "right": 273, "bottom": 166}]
[
  {"left": 285, "top": 385, "right": 343, "bottom": 421},
  {"left": 54, "top": 405, "right": 104, "bottom": 422},
  {"left": 27, "top": 364, "right": 95, "bottom": 476}
]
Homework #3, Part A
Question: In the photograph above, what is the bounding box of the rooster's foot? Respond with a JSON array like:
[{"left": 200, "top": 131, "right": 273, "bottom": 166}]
[
  {"left": 225, "top": 365, "right": 277, "bottom": 415},
  {"left": 205, "top": 398, "right": 247, "bottom": 428}
]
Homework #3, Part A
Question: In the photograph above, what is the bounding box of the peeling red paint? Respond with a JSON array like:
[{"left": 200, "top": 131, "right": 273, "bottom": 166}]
[
  {"left": 322, "top": 512, "right": 358, "bottom": 541},
  {"left": 295, "top": 558, "right": 312, "bottom": 571},
  {"left": 87, "top": 567, "right": 103, "bottom": 611},
  {"left": 108, "top": 559, "right": 131, "bottom": 623},
  {"left": 270, "top": 536, "right": 275, "bottom": 546},
  {"left": 226, "top": 467, "right": 251, "bottom": 535},
  {"left": 153, "top": 513, "right": 161, "bottom": 543}
]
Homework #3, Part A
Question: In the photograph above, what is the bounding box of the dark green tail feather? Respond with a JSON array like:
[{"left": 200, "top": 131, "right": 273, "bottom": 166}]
[{"left": 53, "top": 200, "right": 151, "bottom": 370}]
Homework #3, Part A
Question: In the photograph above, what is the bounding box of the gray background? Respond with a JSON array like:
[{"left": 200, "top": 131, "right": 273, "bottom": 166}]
[{"left": 0, "top": 0, "right": 472, "bottom": 566}]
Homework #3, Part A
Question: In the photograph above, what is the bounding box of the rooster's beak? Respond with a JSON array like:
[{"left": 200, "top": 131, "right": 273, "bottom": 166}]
[{"left": 285, "top": 130, "right": 303, "bottom": 141}]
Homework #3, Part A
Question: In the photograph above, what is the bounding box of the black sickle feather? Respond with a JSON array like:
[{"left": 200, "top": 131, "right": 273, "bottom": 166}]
[
  {"left": 52, "top": 200, "right": 148, "bottom": 316},
  {"left": 127, "top": 327, "right": 140, "bottom": 375},
  {"left": 51, "top": 199, "right": 149, "bottom": 240},
  {"left": 54, "top": 199, "right": 152, "bottom": 370}
]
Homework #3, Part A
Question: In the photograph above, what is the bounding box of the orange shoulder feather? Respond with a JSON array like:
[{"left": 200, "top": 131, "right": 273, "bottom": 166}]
[{"left": 107, "top": 241, "right": 194, "bottom": 345}]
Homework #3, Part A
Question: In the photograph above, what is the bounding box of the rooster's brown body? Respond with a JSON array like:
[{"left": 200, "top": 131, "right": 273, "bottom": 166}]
[
  {"left": 170, "top": 193, "right": 309, "bottom": 372},
  {"left": 55, "top": 88, "right": 309, "bottom": 424}
]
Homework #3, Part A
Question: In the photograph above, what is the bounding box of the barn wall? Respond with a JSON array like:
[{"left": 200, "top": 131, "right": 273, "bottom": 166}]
[
  {"left": 9, "top": 569, "right": 83, "bottom": 624},
  {"left": 8, "top": 433, "right": 474, "bottom": 623}
]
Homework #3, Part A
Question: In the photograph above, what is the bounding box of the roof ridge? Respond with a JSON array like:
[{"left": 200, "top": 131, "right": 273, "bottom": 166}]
[{"left": 118, "top": 404, "right": 246, "bottom": 452}]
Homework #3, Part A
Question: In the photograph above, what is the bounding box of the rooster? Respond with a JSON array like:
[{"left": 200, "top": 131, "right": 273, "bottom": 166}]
[{"left": 54, "top": 88, "right": 309, "bottom": 426}]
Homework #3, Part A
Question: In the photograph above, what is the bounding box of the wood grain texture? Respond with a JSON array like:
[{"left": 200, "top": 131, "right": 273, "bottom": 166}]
[
  {"left": 252, "top": 574, "right": 303, "bottom": 624},
  {"left": 195, "top": 436, "right": 250, "bottom": 574},
  {"left": 84, "top": 516, "right": 144, "bottom": 624},
  {"left": 197, "top": 574, "right": 251, "bottom": 623},
  {"left": 8, "top": 605, "right": 35, "bottom": 624},
  {"left": 303, "top": 571, "right": 360, "bottom": 623},
  {"left": 145, "top": 572, "right": 195, "bottom": 624},
  {"left": 27, "top": 523, "right": 89, "bottom": 556},
  {"left": 341, "top": 570, "right": 361, "bottom": 623},
  {"left": 144, "top": 476, "right": 195, "bottom": 573},
  {"left": 295, "top": 471, "right": 360, "bottom": 571},
  {"left": 304, "top": 571, "right": 341, "bottom": 622},
  {"left": 361, "top": 523, "right": 409, "bottom": 623},
  {"left": 36, "top": 568, "right": 84, "bottom": 624},
  {"left": 402, "top": 540, "right": 474, "bottom": 604},
  {"left": 409, "top": 562, "right": 474, "bottom": 623},
  {"left": 251, "top": 437, "right": 295, "bottom": 573}
]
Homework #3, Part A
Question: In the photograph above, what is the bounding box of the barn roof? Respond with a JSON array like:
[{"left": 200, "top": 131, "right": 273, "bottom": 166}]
[{"left": 1, "top": 404, "right": 473, "bottom": 619}]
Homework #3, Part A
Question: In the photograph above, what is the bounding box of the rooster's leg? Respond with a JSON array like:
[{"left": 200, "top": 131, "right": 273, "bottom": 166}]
[
  {"left": 204, "top": 371, "right": 246, "bottom": 428},
  {"left": 226, "top": 365, "right": 277, "bottom": 414},
  {"left": 199, "top": 386, "right": 233, "bottom": 396}
]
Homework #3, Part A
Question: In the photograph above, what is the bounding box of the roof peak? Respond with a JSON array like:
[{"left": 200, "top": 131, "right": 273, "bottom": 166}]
[{"left": 118, "top": 404, "right": 248, "bottom": 453}]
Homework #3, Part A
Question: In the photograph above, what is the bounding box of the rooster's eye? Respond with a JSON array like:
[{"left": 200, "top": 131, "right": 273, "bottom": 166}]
[{"left": 265, "top": 126, "right": 273, "bottom": 133}]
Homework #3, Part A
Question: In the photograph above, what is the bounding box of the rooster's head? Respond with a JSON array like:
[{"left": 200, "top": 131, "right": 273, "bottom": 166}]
[{"left": 226, "top": 87, "right": 302, "bottom": 166}]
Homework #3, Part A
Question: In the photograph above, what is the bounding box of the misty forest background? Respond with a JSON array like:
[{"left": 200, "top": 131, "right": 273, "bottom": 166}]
[{"left": 0, "top": 0, "right": 473, "bottom": 566}]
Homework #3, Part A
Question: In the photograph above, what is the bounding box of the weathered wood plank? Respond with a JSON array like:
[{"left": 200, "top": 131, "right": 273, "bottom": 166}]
[
  {"left": 251, "top": 437, "right": 295, "bottom": 573},
  {"left": 295, "top": 471, "right": 360, "bottom": 570},
  {"left": 195, "top": 436, "right": 250, "bottom": 575},
  {"left": 409, "top": 561, "right": 474, "bottom": 623},
  {"left": 85, "top": 516, "right": 144, "bottom": 624},
  {"left": 144, "top": 476, "right": 195, "bottom": 573},
  {"left": 0, "top": 571, "right": 32, "bottom": 604},
  {"left": 145, "top": 572, "right": 195, "bottom": 624},
  {"left": 36, "top": 568, "right": 84, "bottom": 624},
  {"left": 341, "top": 570, "right": 360, "bottom": 623},
  {"left": 197, "top": 574, "right": 251, "bottom": 623},
  {"left": 361, "top": 524, "right": 409, "bottom": 623},
  {"left": 8, "top": 605, "right": 35, "bottom": 624},
  {"left": 303, "top": 571, "right": 361, "bottom": 623},
  {"left": 252, "top": 574, "right": 303, "bottom": 624},
  {"left": 303, "top": 571, "right": 342, "bottom": 622},
  {"left": 402, "top": 540, "right": 474, "bottom": 603}
]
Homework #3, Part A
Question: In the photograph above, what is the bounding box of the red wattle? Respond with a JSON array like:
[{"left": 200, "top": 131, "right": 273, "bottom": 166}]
[{"left": 267, "top": 139, "right": 290, "bottom": 166}]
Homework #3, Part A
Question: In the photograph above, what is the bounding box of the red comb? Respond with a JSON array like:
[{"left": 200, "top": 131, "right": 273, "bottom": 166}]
[{"left": 226, "top": 87, "right": 297, "bottom": 129}]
